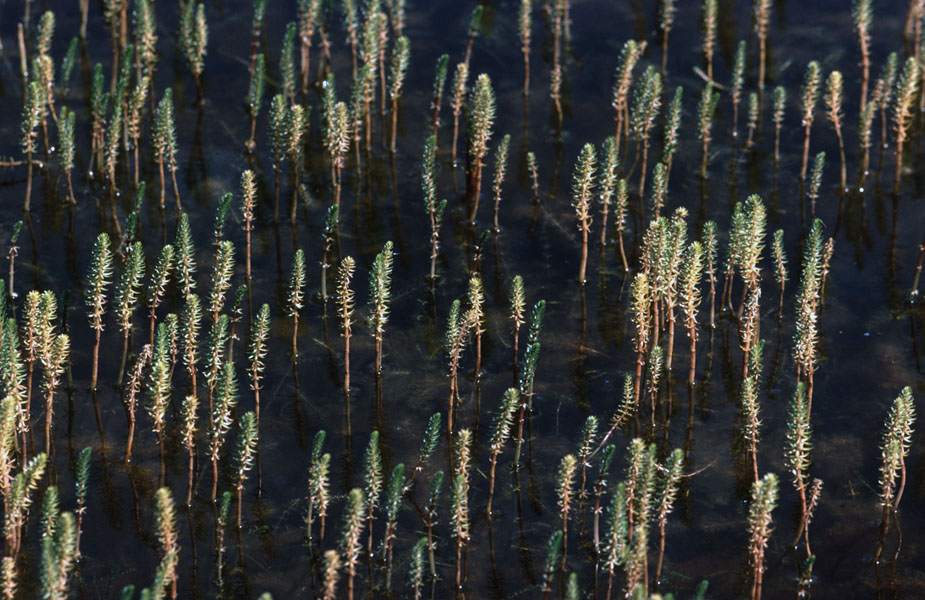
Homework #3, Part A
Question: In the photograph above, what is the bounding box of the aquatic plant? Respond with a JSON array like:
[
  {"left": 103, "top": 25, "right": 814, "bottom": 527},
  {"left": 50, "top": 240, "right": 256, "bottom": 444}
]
[
  {"left": 180, "top": 1, "right": 208, "bottom": 96},
  {"left": 336, "top": 257, "right": 356, "bottom": 435},
  {"left": 825, "top": 70, "right": 847, "bottom": 191},
  {"left": 234, "top": 411, "right": 259, "bottom": 528},
  {"left": 466, "top": 73, "right": 496, "bottom": 222},
  {"left": 368, "top": 242, "right": 394, "bottom": 374},
  {"left": 491, "top": 134, "right": 511, "bottom": 232},
  {"left": 747, "top": 473, "right": 778, "bottom": 600},
  {"left": 85, "top": 233, "right": 113, "bottom": 391},
  {"left": 892, "top": 57, "right": 919, "bottom": 195},
  {"left": 571, "top": 143, "right": 596, "bottom": 284},
  {"left": 799, "top": 61, "right": 822, "bottom": 181}
]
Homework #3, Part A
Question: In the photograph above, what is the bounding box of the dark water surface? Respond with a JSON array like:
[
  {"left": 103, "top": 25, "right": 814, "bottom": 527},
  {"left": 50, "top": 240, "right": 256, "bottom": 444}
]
[{"left": 0, "top": 0, "right": 923, "bottom": 598}]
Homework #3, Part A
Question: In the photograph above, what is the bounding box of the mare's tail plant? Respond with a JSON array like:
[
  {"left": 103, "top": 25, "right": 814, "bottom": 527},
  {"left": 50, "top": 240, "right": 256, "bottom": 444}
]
[
  {"left": 336, "top": 257, "right": 356, "bottom": 436},
  {"left": 571, "top": 143, "right": 596, "bottom": 284},
  {"left": 368, "top": 242, "right": 394, "bottom": 375},
  {"left": 825, "top": 71, "right": 847, "bottom": 191},
  {"left": 288, "top": 250, "right": 306, "bottom": 362},
  {"left": 799, "top": 61, "right": 822, "bottom": 182},
  {"left": 747, "top": 473, "right": 778, "bottom": 600},
  {"left": 234, "top": 411, "right": 258, "bottom": 528},
  {"left": 491, "top": 134, "right": 511, "bottom": 233},
  {"left": 86, "top": 233, "right": 113, "bottom": 392},
  {"left": 466, "top": 73, "right": 496, "bottom": 223},
  {"left": 421, "top": 135, "right": 446, "bottom": 280},
  {"left": 892, "top": 57, "right": 919, "bottom": 195}
]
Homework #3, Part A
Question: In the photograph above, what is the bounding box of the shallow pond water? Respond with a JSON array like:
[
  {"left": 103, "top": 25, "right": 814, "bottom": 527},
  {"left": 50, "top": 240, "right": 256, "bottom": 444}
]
[{"left": 0, "top": 0, "right": 923, "bottom": 598}]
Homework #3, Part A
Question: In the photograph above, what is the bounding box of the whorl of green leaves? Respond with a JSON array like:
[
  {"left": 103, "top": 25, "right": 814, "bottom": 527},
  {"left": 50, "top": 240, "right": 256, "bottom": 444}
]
[
  {"left": 153, "top": 89, "right": 177, "bottom": 171},
  {"left": 248, "top": 53, "right": 266, "bottom": 118},
  {"left": 58, "top": 106, "right": 76, "bottom": 173},
  {"left": 662, "top": 87, "right": 683, "bottom": 164},
  {"left": 248, "top": 303, "right": 270, "bottom": 390},
  {"left": 702, "top": 0, "right": 717, "bottom": 63},
  {"left": 793, "top": 219, "right": 825, "bottom": 375},
  {"left": 287, "top": 104, "right": 308, "bottom": 163},
  {"left": 492, "top": 134, "right": 511, "bottom": 199},
  {"left": 630, "top": 273, "right": 651, "bottom": 353},
  {"left": 210, "top": 362, "right": 238, "bottom": 459},
  {"left": 368, "top": 241, "right": 394, "bottom": 338},
  {"left": 879, "top": 52, "right": 899, "bottom": 109},
  {"left": 631, "top": 66, "right": 662, "bottom": 142},
  {"left": 893, "top": 57, "right": 920, "bottom": 144},
  {"left": 41, "top": 487, "right": 60, "bottom": 540},
  {"left": 21, "top": 82, "right": 44, "bottom": 155},
  {"left": 90, "top": 63, "right": 109, "bottom": 133},
  {"left": 364, "top": 430, "right": 383, "bottom": 511},
  {"left": 747, "top": 473, "right": 778, "bottom": 556},
  {"left": 612, "top": 40, "right": 644, "bottom": 112},
  {"left": 104, "top": 85, "right": 124, "bottom": 179},
  {"left": 336, "top": 257, "right": 356, "bottom": 334},
  {"left": 825, "top": 70, "right": 844, "bottom": 127},
  {"left": 809, "top": 151, "right": 825, "bottom": 201},
  {"left": 323, "top": 205, "right": 339, "bottom": 244},
  {"left": 772, "top": 229, "right": 787, "bottom": 286},
  {"left": 656, "top": 448, "right": 684, "bottom": 526},
  {"left": 285, "top": 249, "right": 306, "bottom": 322},
  {"left": 269, "top": 94, "right": 291, "bottom": 166},
  {"left": 210, "top": 241, "right": 235, "bottom": 316},
  {"left": 578, "top": 416, "right": 598, "bottom": 466},
  {"left": 414, "top": 412, "right": 441, "bottom": 471},
  {"left": 541, "top": 530, "right": 563, "bottom": 592},
  {"left": 175, "top": 214, "right": 197, "bottom": 298},
  {"left": 326, "top": 101, "right": 351, "bottom": 167},
  {"left": 603, "top": 487, "right": 628, "bottom": 577},
  {"left": 467, "top": 73, "right": 496, "bottom": 165},
  {"left": 785, "top": 383, "right": 812, "bottom": 488},
  {"left": 241, "top": 170, "right": 257, "bottom": 224},
  {"left": 510, "top": 275, "right": 526, "bottom": 330},
  {"left": 41, "top": 334, "right": 69, "bottom": 397},
  {"left": 421, "top": 134, "right": 438, "bottom": 212},
  {"left": 773, "top": 86, "right": 786, "bottom": 126},
  {"left": 213, "top": 192, "right": 233, "bottom": 244},
  {"left": 731, "top": 40, "right": 745, "bottom": 107},
  {"left": 340, "top": 488, "right": 365, "bottom": 573},
  {"left": 490, "top": 388, "right": 519, "bottom": 453},
  {"left": 280, "top": 22, "right": 297, "bottom": 102},
  {"left": 853, "top": 0, "right": 872, "bottom": 51},
  {"left": 800, "top": 61, "right": 822, "bottom": 127},
  {"left": 180, "top": 394, "right": 198, "bottom": 454},
  {"left": 571, "top": 143, "right": 596, "bottom": 228},
  {"left": 146, "top": 352, "right": 171, "bottom": 437},
  {"left": 0, "top": 338, "right": 25, "bottom": 423},
  {"left": 180, "top": 293, "right": 202, "bottom": 370},
  {"left": 135, "top": 0, "right": 158, "bottom": 77},
  {"left": 60, "top": 37, "right": 79, "bottom": 94},
  {"left": 40, "top": 511, "right": 77, "bottom": 600},
  {"left": 127, "top": 75, "right": 151, "bottom": 143},
  {"left": 389, "top": 36, "right": 411, "bottom": 101},
  {"left": 153, "top": 487, "right": 178, "bottom": 598},
  {"left": 384, "top": 463, "right": 405, "bottom": 526},
  {"left": 75, "top": 447, "right": 91, "bottom": 510},
  {"left": 86, "top": 233, "right": 114, "bottom": 330},
  {"left": 880, "top": 387, "right": 916, "bottom": 508},
  {"left": 697, "top": 83, "right": 720, "bottom": 144},
  {"left": 7, "top": 453, "right": 48, "bottom": 537},
  {"left": 432, "top": 53, "right": 449, "bottom": 113},
  {"left": 148, "top": 244, "right": 175, "bottom": 311},
  {"left": 680, "top": 242, "right": 704, "bottom": 328},
  {"left": 205, "top": 315, "right": 230, "bottom": 390},
  {"left": 180, "top": 2, "right": 208, "bottom": 79},
  {"left": 410, "top": 537, "right": 427, "bottom": 594},
  {"left": 235, "top": 411, "right": 259, "bottom": 484}
]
